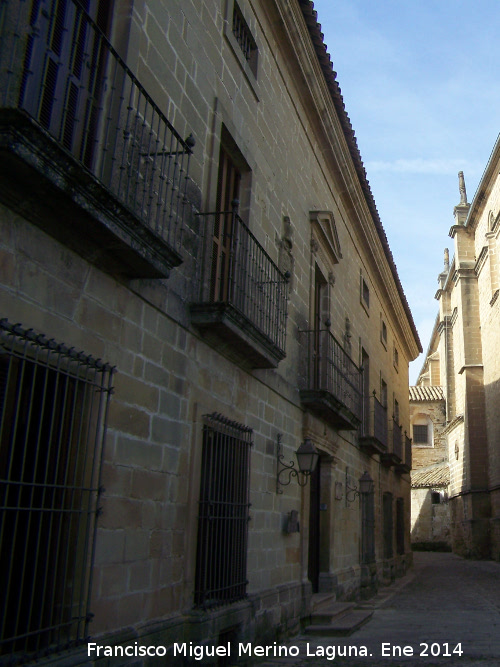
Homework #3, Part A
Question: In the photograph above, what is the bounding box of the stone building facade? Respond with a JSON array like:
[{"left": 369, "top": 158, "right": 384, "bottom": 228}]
[
  {"left": 415, "top": 140, "right": 500, "bottom": 560},
  {"left": 409, "top": 384, "right": 451, "bottom": 550},
  {"left": 0, "top": 0, "right": 421, "bottom": 663}
]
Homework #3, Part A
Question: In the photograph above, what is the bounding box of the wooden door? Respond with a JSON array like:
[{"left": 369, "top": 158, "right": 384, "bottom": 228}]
[
  {"left": 210, "top": 146, "right": 241, "bottom": 302},
  {"left": 308, "top": 457, "right": 321, "bottom": 593}
]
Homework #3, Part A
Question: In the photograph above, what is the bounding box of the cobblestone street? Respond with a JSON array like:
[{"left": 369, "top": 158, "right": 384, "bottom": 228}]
[{"left": 254, "top": 552, "right": 500, "bottom": 667}]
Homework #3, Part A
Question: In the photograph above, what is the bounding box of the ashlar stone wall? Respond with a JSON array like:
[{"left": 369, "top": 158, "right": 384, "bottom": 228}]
[{"left": 0, "top": 0, "right": 421, "bottom": 658}]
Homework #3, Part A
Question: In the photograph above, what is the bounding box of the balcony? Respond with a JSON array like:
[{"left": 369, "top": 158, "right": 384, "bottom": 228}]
[
  {"left": 359, "top": 393, "right": 388, "bottom": 455},
  {"left": 0, "top": 0, "right": 193, "bottom": 279},
  {"left": 381, "top": 419, "right": 403, "bottom": 467},
  {"left": 395, "top": 433, "right": 412, "bottom": 474},
  {"left": 190, "top": 206, "right": 289, "bottom": 369},
  {"left": 299, "top": 329, "right": 362, "bottom": 430}
]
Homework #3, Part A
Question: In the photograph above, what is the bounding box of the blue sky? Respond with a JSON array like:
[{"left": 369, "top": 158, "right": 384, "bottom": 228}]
[{"left": 311, "top": 0, "right": 500, "bottom": 383}]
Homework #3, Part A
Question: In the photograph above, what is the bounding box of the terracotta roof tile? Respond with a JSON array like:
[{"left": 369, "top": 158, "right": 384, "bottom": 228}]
[
  {"left": 409, "top": 386, "right": 445, "bottom": 402},
  {"left": 411, "top": 463, "right": 449, "bottom": 488}
]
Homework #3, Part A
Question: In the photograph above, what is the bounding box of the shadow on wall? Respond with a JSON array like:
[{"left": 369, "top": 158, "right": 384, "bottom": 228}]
[
  {"left": 484, "top": 376, "right": 500, "bottom": 562},
  {"left": 411, "top": 487, "right": 451, "bottom": 552}
]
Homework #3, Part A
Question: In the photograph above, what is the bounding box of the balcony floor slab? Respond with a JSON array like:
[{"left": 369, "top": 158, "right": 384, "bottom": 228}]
[
  {"left": 299, "top": 389, "right": 361, "bottom": 430},
  {"left": 189, "top": 302, "right": 285, "bottom": 369},
  {"left": 0, "top": 110, "right": 182, "bottom": 279}
]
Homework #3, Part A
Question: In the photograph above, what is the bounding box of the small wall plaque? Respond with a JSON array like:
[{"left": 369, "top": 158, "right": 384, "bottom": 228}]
[{"left": 285, "top": 509, "right": 300, "bottom": 534}]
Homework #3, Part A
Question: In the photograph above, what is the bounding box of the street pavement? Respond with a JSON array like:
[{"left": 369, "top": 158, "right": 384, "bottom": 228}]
[{"left": 254, "top": 552, "right": 500, "bottom": 667}]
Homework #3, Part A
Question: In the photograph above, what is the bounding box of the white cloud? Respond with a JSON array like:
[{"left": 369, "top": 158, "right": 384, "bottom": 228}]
[{"left": 365, "top": 158, "right": 483, "bottom": 176}]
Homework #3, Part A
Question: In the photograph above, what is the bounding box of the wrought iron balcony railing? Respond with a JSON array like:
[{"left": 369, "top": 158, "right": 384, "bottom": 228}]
[
  {"left": 395, "top": 432, "right": 412, "bottom": 474},
  {"left": 299, "top": 329, "right": 362, "bottom": 430},
  {"left": 405, "top": 433, "right": 412, "bottom": 467},
  {"left": 381, "top": 418, "right": 403, "bottom": 467},
  {"left": 0, "top": 0, "right": 193, "bottom": 277},
  {"left": 359, "top": 393, "right": 388, "bottom": 454},
  {"left": 393, "top": 420, "right": 403, "bottom": 460},
  {"left": 190, "top": 206, "right": 288, "bottom": 368},
  {"left": 373, "top": 395, "right": 388, "bottom": 445}
]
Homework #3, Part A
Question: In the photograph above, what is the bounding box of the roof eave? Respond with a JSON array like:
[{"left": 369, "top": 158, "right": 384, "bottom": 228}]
[{"left": 299, "top": 0, "right": 422, "bottom": 354}]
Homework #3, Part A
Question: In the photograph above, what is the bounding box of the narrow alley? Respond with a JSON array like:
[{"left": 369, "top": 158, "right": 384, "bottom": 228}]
[
  {"left": 253, "top": 552, "right": 500, "bottom": 667},
  {"left": 1, "top": 3, "right": 500, "bottom": 666}
]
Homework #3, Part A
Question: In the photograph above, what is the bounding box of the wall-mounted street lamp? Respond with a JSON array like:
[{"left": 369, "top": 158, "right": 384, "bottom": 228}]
[
  {"left": 345, "top": 470, "right": 374, "bottom": 505},
  {"left": 276, "top": 434, "right": 319, "bottom": 493}
]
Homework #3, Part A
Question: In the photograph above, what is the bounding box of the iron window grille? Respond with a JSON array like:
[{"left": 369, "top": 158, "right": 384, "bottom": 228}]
[
  {"left": 232, "top": 2, "right": 258, "bottom": 76},
  {"left": 194, "top": 413, "right": 252, "bottom": 609},
  {"left": 0, "top": 319, "right": 114, "bottom": 661},
  {"left": 413, "top": 424, "right": 429, "bottom": 444}
]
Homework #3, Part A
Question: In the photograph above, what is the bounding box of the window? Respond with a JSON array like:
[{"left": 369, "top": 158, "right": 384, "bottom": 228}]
[
  {"left": 191, "top": 129, "right": 288, "bottom": 365},
  {"left": 232, "top": 2, "right": 258, "bottom": 76},
  {"left": 360, "top": 274, "right": 370, "bottom": 311},
  {"left": 383, "top": 492, "right": 393, "bottom": 560},
  {"left": 312, "top": 265, "right": 328, "bottom": 387},
  {"left": 361, "top": 485, "right": 375, "bottom": 564},
  {"left": 393, "top": 346, "right": 399, "bottom": 369},
  {"left": 380, "top": 378, "right": 388, "bottom": 408},
  {"left": 396, "top": 498, "right": 405, "bottom": 555},
  {"left": 413, "top": 424, "right": 429, "bottom": 444},
  {"left": 361, "top": 349, "right": 370, "bottom": 436},
  {"left": 431, "top": 492, "right": 441, "bottom": 505},
  {"left": 22, "top": 0, "right": 112, "bottom": 166},
  {"left": 210, "top": 143, "right": 242, "bottom": 302},
  {"left": 487, "top": 211, "right": 500, "bottom": 302},
  {"left": 394, "top": 398, "right": 400, "bottom": 424},
  {"left": 194, "top": 413, "right": 252, "bottom": 608},
  {"left": 381, "top": 319, "right": 387, "bottom": 347},
  {"left": 0, "top": 319, "right": 113, "bottom": 659},
  {"left": 412, "top": 413, "right": 433, "bottom": 447}
]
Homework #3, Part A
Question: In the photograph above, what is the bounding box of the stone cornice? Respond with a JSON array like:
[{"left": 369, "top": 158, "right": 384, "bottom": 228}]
[
  {"left": 269, "top": 0, "right": 422, "bottom": 360},
  {"left": 449, "top": 223, "right": 473, "bottom": 239},
  {"left": 455, "top": 266, "right": 477, "bottom": 279},
  {"left": 458, "top": 364, "right": 483, "bottom": 375},
  {"left": 443, "top": 413, "right": 464, "bottom": 436},
  {"left": 461, "top": 133, "right": 500, "bottom": 232}
]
